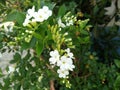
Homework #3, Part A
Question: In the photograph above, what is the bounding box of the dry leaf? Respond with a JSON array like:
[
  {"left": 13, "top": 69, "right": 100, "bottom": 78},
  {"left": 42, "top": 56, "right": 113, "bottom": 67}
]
[
  {"left": 117, "top": 0, "right": 120, "bottom": 9},
  {"left": 104, "top": 0, "right": 116, "bottom": 17}
]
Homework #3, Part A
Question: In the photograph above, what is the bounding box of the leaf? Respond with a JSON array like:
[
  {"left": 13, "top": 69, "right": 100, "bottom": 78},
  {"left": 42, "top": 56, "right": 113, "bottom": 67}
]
[
  {"left": 3, "top": 77, "right": 11, "bottom": 89},
  {"left": 58, "top": 4, "right": 66, "bottom": 17},
  {"left": 5, "top": 10, "right": 25, "bottom": 26},
  {"left": 33, "top": 32, "right": 43, "bottom": 39},
  {"left": 80, "top": 30, "right": 89, "bottom": 35},
  {"left": 114, "top": 59, "right": 120, "bottom": 68},
  {"left": 114, "top": 75, "right": 120, "bottom": 88},
  {"left": 36, "top": 41, "right": 44, "bottom": 56},
  {"left": 29, "top": 37, "right": 36, "bottom": 47},
  {"left": 104, "top": 0, "right": 116, "bottom": 17},
  {"left": 10, "top": 53, "right": 21, "bottom": 64},
  {"left": 93, "top": 5, "right": 99, "bottom": 15},
  {"left": 0, "top": 0, "right": 6, "bottom": 5},
  {"left": 21, "top": 42, "right": 30, "bottom": 50},
  {"left": 0, "top": 83, "right": 3, "bottom": 89},
  {"left": 13, "top": 84, "right": 21, "bottom": 90},
  {"left": 0, "top": 68, "right": 3, "bottom": 77},
  {"left": 78, "top": 19, "right": 89, "bottom": 30}
]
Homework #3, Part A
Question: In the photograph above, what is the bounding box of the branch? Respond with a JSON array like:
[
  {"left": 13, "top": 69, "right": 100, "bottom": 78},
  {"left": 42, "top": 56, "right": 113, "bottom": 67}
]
[{"left": 50, "top": 80, "right": 55, "bottom": 90}]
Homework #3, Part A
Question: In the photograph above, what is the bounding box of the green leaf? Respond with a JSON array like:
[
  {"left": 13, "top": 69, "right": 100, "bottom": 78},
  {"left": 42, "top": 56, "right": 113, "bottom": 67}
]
[
  {"left": 114, "top": 59, "right": 120, "bottom": 68},
  {"left": 21, "top": 42, "right": 30, "bottom": 50},
  {"left": 80, "top": 30, "right": 89, "bottom": 35},
  {"left": 36, "top": 41, "right": 44, "bottom": 56},
  {"left": 33, "top": 32, "right": 43, "bottom": 39},
  {"left": 29, "top": 37, "right": 36, "bottom": 47},
  {"left": 58, "top": 4, "right": 66, "bottom": 17},
  {"left": 0, "top": 83, "right": 3, "bottom": 89},
  {"left": 0, "top": 0, "right": 6, "bottom": 5},
  {"left": 0, "top": 68, "right": 3, "bottom": 77},
  {"left": 13, "top": 84, "right": 21, "bottom": 90},
  {"left": 78, "top": 19, "right": 89, "bottom": 30},
  {"left": 10, "top": 53, "right": 21, "bottom": 64},
  {"left": 93, "top": 5, "right": 99, "bottom": 15},
  {"left": 5, "top": 10, "right": 25, "bottom": 26},
  {"left": 114, "top": 75, "right": 120, "bottom": 88},
  {"left": 3, "top": 77, "right": 11, "bottom": 89}
]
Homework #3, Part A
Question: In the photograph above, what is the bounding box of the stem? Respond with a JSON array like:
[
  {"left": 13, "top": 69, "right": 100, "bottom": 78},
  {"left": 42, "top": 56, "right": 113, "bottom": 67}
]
[
  {"left": 46, "top": 63, "right": 56, "bottom": 73},
  {"left": 50, "top": 80, "right": 55, "bottom": 90}
]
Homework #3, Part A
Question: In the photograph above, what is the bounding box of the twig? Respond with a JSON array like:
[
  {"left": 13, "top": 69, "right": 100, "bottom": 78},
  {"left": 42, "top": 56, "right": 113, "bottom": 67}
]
[
  {"left": 46, "top": 63, "right": 56, "bottom": 73},
  {"left": 50, "top": 80, "right": 55, "bottom": 90}
]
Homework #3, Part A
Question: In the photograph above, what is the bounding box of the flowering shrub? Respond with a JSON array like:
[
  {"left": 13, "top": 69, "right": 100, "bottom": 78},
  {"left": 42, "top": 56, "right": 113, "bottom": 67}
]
[
  {"left": 0, "top": 0, "right": 120, "bottom": 90},
  {"left": 23, "top": 6, "right": 52, "bottom": 26},
  {"left": 49, "top": 48, "right": 75, "bottom": 78}
]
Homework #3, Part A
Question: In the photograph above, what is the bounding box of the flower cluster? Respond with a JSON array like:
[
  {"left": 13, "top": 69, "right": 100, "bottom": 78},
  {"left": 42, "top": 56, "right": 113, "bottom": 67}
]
[
  {"left": 58, "top": 13, "right": 77, "bottom": 28},
  {"left": 0, "top": 21, "right": 14, "bottom": 32},
  {"left": 23, "top": 6, "right": 52, "bottom": 26},
  {"left": 49, "top": 48, "right": 75, "bottom": 78}
]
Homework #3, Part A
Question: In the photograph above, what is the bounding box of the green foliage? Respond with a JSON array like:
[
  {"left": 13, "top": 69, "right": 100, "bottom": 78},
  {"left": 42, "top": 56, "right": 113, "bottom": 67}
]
[
  {"left": 36, "top": 40, "right": 44, "bottom": 56},
  {"left": 5, "top": 10, "right": 25, "bottom": 26},
  {"left": 0, "top": 0, "right": 120, "bottom": 90},
  {"left": 114, "top": 59, "right": 120, "bottom": 89},
  {"left": 58, "top": 4, "right": 66, "bottom": 17}
]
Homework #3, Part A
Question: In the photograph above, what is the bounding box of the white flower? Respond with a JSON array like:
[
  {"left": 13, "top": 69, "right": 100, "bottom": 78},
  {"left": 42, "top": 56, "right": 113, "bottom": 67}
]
[
  {"left": 23, "top": 6, "right": 35, "bottom": 26},
  {"left": 57, "top": 56, "right": 75, "bottom": 71},
  {"left": 42, "top": 6, "right": 52, "bottom": 20},
  {"left": 33, "top": 10, "right": 45, "bottom": 22},
  {"left": 66, "top": 20, "right": 73, "bottom": 26},
  {"left": 49, "top": 48, "right": 75, "bottom": 78},
  {"left": 23, "top": 6, "right": 52, "bottom": 26},
  {"left": 33, "top": 6, "right": 52, "bottom": 22},
  {"left": 57, "top": 69, "right": 69, "bottom": 78},
  {"left": 49, "top": 50, "right": 60, "bottom": 65},
  {"left": 0, "top": 21, "right": 14, "bottom": 32},
  {"left": 65, "top": 48, "right": 74, "bottom": 59},
  {"left": 8, "top": 66, "right": 15, "bottom": 73},
  {"left": 58, "top": 18, "right": 66, "bottom": 28},
  {"left": 23, "top": 17, "right": 30, "bottom": 26},
  {"left": 27, "top": 6, "right": 35, "bottom": 18}
]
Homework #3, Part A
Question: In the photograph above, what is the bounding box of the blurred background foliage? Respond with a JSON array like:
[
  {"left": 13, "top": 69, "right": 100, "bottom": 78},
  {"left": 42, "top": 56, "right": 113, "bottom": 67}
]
[{"left": 0, "top": 0, "right": 120, "bottom": 90}]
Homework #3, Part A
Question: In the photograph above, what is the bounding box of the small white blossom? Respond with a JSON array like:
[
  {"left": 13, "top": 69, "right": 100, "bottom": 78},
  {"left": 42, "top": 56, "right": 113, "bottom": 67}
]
[
  {"left": 23, "top": 17, "right": 30, "bottom": 26},
  {"left": 27, "top": 6, "right": 35, "bottom": 18},
  {"left": 49, "top": 48, "right": 75, "bottom": 78},
  {"left": 23, "top": 6, "right": 52, "bottom": 26},
  {"left": 42, "top": 6, "right": 52, "bottom": 20},
  {"left": 57, "top": 69, "right": 69, "bottom": 78},
  {"left": 49, "top": 50, "right": 60, "bottom": 65},
  {"left": 23, "top": 6, "right": 35, "bottom": 26},
  {"left": 8, "top": 66, "right": 15, "bottom": 73},
  {"left": 57, "top": 56, "right": 75, "bottom": 71},
  {"left": 66, "top": 20, "right": 73, "bottom": 26},
  {"left": 0, "top": 21, "right": 14, "bottom": 32},
  {"left": 65, "top": 48, "right": 74, "bottom": 59},
  {"left": 33, "top": 10, "right": 45, "bottom": 22},
  {"left": 58, "top": 18, "right": 66, "bottom": 28}
]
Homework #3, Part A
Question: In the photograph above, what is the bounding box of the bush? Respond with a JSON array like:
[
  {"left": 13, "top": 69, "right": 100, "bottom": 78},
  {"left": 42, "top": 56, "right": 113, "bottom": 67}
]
[{"left": 0, "top": 0, "right": 120, "bottom": 90}]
